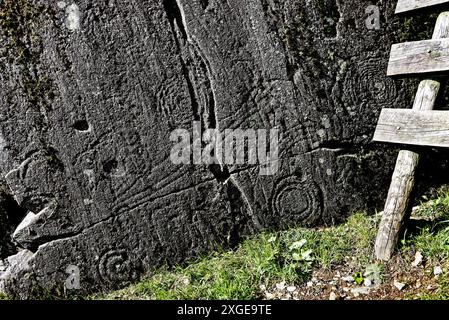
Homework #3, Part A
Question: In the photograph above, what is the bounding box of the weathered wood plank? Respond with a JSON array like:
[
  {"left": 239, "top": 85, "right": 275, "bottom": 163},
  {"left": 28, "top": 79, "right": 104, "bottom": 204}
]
[
  {"left": 374, "top": 109, "right": 449, "bottom": 148},
  {"left": 374, "top": 12, "right": 449, "bottom": 261},
  {"left": 396, "top": 0, "right": 449, "bottom": 14},
  {"left": 387, "top": 38, "right": 449, "bottom": 76}
]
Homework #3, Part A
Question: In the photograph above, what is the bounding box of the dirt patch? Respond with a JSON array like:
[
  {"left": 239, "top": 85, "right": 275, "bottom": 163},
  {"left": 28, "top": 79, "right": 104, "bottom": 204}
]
[{"left": 261, "top": 251, "right": 445, "bottom": 300}]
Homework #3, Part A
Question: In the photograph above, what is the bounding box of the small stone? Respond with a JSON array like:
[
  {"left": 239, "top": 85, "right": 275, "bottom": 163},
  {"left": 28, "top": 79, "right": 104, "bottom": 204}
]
[
  {"left": 342, "top": 275, "right": 354, "bottom": 282},
  {"left": 364, "top": 278, "right": 372, "bottom": 287},
  {"left": 287, "top": 286, "right": 296, "bottom": 292},
  {"left": 175, "top": 275, "right": 190, "bottom": 287},
  {"left": 265, "top": 293, "right": 275, "bottom": 299},
  {"left": 434, "top": 266, "right": 443, "bottom": 276},
  {"left": 329, "top": 292, "right": 337, "bottom": 300},
  {"left": 259, "top": 284, "right": 266, "bottom": 291},
  {"left": 276, "top": 281, "right": 286, "bottom": 290},
  {"left": 306, "top": 281, "right": 313, "bottom": 287},
  {"left": 412, "top": 251, "right": 423, "bottom": 267},
  {"left": 351, "top": 287, "right": 370, "bottom": 297},
  {"left": 394, "top": 280, "right": 406, "bottom": 291}
]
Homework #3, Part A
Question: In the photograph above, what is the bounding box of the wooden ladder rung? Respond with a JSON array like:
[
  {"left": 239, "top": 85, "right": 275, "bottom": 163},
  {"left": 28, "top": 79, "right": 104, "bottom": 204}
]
[
  {"left": 396, "top": 0, "right": 449, "bottom": 14},
  {"left": 374, "top": 109, "right": 449, "bottom": 148},
  {"left": 388, "top": 38, "right": 449, "bottom": 76}
]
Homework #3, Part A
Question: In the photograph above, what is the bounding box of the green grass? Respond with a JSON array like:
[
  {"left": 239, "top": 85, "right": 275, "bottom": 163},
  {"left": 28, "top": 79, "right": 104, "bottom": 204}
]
[
  {"left": 416, "top": 273, "right": 449, "bottom": 300},
  {"left": 402, "top": 189, "right": 449, "bottom": 261},
  {"left": 402, "top": 190, "right": 449, "bottom": 300},
  {"left": 99, "top": 233, "right": 311, "bottom": 300},
  {"left": 283, "top": 213, "right": 378, "bottom": 269},
  {"left": 99, "top": 213, "right": 378, "bottom": 300}
]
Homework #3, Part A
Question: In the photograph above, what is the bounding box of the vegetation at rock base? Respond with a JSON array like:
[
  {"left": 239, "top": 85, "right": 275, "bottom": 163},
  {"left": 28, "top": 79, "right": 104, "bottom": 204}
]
[
  {"left": 1, "top": 189, "right": 447, "bottom": 300},
  {"left": 90, "top": 188, "right": 449, "bottom": 300}
]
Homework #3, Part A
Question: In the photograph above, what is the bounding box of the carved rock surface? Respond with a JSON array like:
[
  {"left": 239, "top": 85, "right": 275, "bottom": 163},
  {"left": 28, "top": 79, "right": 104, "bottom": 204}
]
[{"left": 0, "top": 0, "right": 448, "bottom": 297}]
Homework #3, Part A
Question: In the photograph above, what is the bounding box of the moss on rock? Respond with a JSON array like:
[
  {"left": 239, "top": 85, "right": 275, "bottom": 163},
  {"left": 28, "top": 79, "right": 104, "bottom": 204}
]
[{"left": 0, "top": 0, "right": 56, "bottom": 112}]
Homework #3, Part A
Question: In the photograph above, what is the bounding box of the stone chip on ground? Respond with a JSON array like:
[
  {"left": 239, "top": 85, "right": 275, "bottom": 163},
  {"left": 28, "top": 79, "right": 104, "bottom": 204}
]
[
  {"left": 351, "top": 287, "right": 371, "bottom": 297},
  {"left": 412, "top": 251, "right": 423, "bottom": 267},
  {"left": 394, "top": 280, "right": 406, "bottom": 291},
  {"left": 434, "top": 266, "right": 443, "bottom": 276}
]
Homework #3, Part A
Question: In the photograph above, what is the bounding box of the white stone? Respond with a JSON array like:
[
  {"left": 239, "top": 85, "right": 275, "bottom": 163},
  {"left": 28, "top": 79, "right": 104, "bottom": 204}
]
[
  {"left": 275, "top": 281, "right": 286, "bottom": 290},
  {"left": 364, "top": 278, "right": 372, "bottom": 287},
  {"left": 394, "top": 280, "right": 406, "bottom": 291},
  {"left": 351, "top": 287, "right": 370, "bottom": 297},
  {"left": 342, "top": 275, "right": 354, "bottom": 282},
  {"left": 434, "top": 266, "right": 443, "bottom": 276},
  {"left": 265, "top": 292, "right": 275, "bottom": 300},
  {"left": 412, "top": 251, "right": 423, "bottom": 267}
]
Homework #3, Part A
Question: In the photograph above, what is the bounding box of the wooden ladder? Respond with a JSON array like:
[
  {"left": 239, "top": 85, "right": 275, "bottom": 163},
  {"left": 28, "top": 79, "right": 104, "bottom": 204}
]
[{"left": 373, "top": 0, "right": 449, "bottom": 261}]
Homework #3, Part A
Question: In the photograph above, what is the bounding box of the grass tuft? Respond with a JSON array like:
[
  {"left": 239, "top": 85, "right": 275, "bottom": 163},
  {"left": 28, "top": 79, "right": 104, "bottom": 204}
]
[{"left": 402, "top": 189, "right": 449, "bottom": 261}]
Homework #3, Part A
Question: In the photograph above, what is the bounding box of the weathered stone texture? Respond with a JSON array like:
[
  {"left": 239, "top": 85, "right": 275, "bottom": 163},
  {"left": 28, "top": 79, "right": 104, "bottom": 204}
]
[{"left": 0, "top": 0, "right": 448, "bottom": 297}]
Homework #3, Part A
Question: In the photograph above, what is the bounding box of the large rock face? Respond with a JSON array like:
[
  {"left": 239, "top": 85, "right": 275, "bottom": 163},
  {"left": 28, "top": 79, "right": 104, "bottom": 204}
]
[{"left": 0, "top": 0, "right": 448, "bottom": 297}]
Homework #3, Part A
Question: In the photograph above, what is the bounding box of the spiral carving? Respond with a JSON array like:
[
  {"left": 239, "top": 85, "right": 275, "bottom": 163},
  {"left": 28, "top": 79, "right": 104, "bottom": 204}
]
[
  {"left": 271, "top": 176, "right": 323, "bottom": 226},
  {"left": 343, "top": 57, "right": 398, "bottom": 114},
  {"left": 98, "top": 248, "right": 136, "bottom": 284}
]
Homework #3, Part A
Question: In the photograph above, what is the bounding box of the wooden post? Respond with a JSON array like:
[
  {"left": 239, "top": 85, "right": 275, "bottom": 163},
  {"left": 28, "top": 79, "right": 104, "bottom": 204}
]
[{"left": 374, "top": 12, "right": 449, "bottom": 261}]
